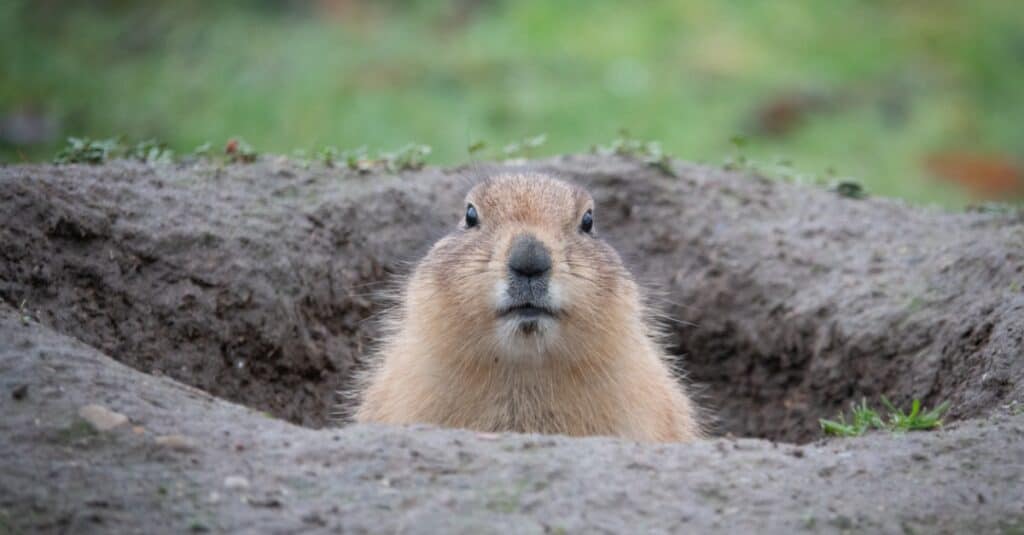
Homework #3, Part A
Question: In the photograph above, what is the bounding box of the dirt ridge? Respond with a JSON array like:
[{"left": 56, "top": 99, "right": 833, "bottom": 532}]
[
  {"left": 2, "top": 155, "right": 1021, "bottom": 441},
  {"left": 2, "top": 306, "right": 1022, "bottom": 533},
  {"left": 1, "top": 155, "right": 1023, "bottom": 532}
]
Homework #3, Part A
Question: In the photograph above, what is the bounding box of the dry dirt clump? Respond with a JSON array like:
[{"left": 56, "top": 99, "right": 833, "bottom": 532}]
[{"left": 1, "top": 155, "right": 1023, "bottom": 532}]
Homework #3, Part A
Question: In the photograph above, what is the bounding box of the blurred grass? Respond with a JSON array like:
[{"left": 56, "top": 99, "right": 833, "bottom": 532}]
[{"left": 3, "top": 0, "right": 1023, "bottom": 206}]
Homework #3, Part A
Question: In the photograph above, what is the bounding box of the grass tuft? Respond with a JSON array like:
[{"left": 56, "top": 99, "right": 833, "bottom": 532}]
[
  {"left": 830, "top": 180, "right": 868, "bottom": 199},
  {"left": 820, "top": 397, "right": 950, "bottom": 438},
  {"left": 225, "top": 138, "right": 258, "bottom": 163},
  {"left": 126, "top": 139, "right": 174, "bottom": 164},
  {"left": 53, "top": 137, "right": 121, "bottom": 164},
  {"left": 502, "top": 134, "right": 548, "bottom": 159},
  {"left": 380, "top": 143, "right": 431, "bottom": 172},
  {"left": 880, "top": 396, "right": 951, "bottom": 433},
  {"left": 593, "top": 129, "right": 674, "bottom": 176}
]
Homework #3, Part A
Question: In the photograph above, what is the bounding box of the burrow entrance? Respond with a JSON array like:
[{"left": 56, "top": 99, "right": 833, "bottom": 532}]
[{"left": 2, "top": 161, "right": 1017, "bottom": 444}]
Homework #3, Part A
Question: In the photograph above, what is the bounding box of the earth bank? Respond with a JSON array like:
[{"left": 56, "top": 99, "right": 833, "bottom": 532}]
[{"left": 1, "top": 155, "right": 1022, "bottom": 532}]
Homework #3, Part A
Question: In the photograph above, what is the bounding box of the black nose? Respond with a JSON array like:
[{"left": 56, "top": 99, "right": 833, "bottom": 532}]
[{"left": 508, "top": 234, "right": 552, "bottom": 278}]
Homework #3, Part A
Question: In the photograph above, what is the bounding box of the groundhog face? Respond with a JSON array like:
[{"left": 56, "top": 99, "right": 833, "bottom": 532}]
[{"left": 410, "top": 173, "right": 637, "bottom": 364}]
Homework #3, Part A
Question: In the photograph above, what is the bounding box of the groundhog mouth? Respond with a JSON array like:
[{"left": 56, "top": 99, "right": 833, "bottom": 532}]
[{"left": 497, "top": 302, "right": 556, "bottom": 319}]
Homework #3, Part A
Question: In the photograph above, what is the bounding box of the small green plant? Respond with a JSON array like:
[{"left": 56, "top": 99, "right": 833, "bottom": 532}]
[
  {"left": 722, "top": 135, "right": 811, "bottom": 183},
  {"left": 722, "top": 135, "right": 750, "bottom": 171},
  {"left": 380, "top": 143, "right": 431, "bottom": 172},
  {"left": 18, "top": 298, "right": 33, "bottom": 325},
  {"left": 594, "top": 129, "right": 674, "bottom": 176},
  {"left": 830, "top": 180, "right": 868, "bottom": 199},
  {"left": 290, "top": 148, "right": 312, "bottom": 169},
  {"left": 126, "top": 139, "right": 174, "bottom": 164},
  {"left": 315, "top": 146, "right": 340, "bottom": 167},
  {"left": 225, "top": 138, "right": 258, "bottom": 163},
  {"left": 190, "top": 142, "right": 213, "bottom": 158},
  {"left": 54, "top": 137, "right": 122, "bottom": 164},
  {"left": 819, "top": 398, "right": 884, "bottom": 437},
  {"left": 880, "top": 396, "right": 950, "bottom": 432},
  {"left": 467, "top": 140, "right": 488, "bottom": 156},
  {"left": 967, "top": 202, "right": 1024, "bottom": 215},
  {"left": 342, "top": 146, "right": 371, "bottom": 171},
  {"left": 820, "top": 397, "right": 949, "bottom": 437},
  {"left": 55, "top": 136, "right": 177, "bottom": 165},
  {"left": 502, "top": 134, "right": 547, "bottom": 159}
]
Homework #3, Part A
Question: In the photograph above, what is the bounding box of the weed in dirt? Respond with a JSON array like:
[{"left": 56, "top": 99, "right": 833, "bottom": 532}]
[
  {"left": 820, "top": 397, "right": 949, "bottom": 437},
  {"left": 315, "top": 146, "right": 340, "bottom": 168},
  {"left": 303, "top": 144, "right": 376, "bottom": 172},
  {"left": 463, "top": 134, "right": 546, "bottom": 160},
  {"left": 191, "top": 142, "right": 213, "bottom": 159},
  {"left": 126, "top": 139, "right": 174, "bottom": 164},
  {"left": 880, "top": 397, "right": 950, "bottom": 432},
  {"left": 53, "top": 137, "right": 121, "bottom": 164},
  {"left": 380, "top": 143, "right": 431, "bottom": 172},
  {"left": 819, "top": 398, "right": 884, "bottom": 437},
  {"left": 830, "top": 180, "right": 868, "bottom": 199},
  {"left": 723, "top": 135, "right": 866, "bottom": 192},
  {"left": 225, "top": 138, "right": 258, "bottom": 163},
  {"left": 593, "top": 129, "right": 674, "bottom": 176},
  {"left": 18, "top": 299, "right": 33, "bottom": 325},
  {"left": 467, "top": 140, "right": 488, "bottom": 156},
  {"left": 341, "top": 146, "right": 372, "bottom": 171},
  {"left": 722, "top": 135, "right": 751, "bottom": 171},
  {"left": 54, "top": 136, "right": 175, "bottom": 165},
  {"left": 503, "top": 134, "right": 548, "bottom": 159},
  {"left": 290, "top": 149, "right": 312, "bottom": 169},
  {"left": 966, "top": 202, "right": 1024, "bottom": 215}
]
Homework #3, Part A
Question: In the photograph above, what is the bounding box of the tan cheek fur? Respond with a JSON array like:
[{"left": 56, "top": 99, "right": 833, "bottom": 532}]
[{"left": 351, "top": 174, "right": 703, "bottom": 443}]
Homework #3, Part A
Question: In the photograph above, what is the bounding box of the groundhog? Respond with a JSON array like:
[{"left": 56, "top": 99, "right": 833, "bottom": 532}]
[{"left": 352, "top": 173, "right": 702, "bottom": 442}]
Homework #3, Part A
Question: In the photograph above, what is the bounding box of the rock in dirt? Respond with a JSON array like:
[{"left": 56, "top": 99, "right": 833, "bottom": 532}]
[
  {"left": 78, "top": 404, "right": 128, "bottom": 432},
  {"left": 223, "top": 476, "right": 250, "bottom": 490},
  {"left": 154, "top": 434, "right": 197, "bottom": 452}
]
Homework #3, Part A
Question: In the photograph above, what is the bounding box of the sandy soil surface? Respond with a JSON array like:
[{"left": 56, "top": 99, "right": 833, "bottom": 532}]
[{"left": 1, "top": 154, "right": 1022, "bottom": 533}]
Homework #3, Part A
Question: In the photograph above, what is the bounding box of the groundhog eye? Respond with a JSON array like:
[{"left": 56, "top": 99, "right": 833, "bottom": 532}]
[
  {"left": 465, "top": 204, "right": 479, "bottom": 228},
  {"left": 580, "top": 209, "right": 594, "bottom": 234}
]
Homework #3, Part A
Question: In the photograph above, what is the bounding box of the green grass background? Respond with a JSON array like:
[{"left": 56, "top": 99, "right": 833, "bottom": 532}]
[{"left": 3, "top": 0, "right": 1023, "bottom": 205}]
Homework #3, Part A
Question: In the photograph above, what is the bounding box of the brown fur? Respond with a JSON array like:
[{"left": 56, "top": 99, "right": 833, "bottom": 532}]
[{"left": 352, "top": 173, "right": 702, "bottom": 442}]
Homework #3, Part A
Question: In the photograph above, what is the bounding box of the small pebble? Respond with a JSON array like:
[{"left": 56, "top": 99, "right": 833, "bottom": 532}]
[
  {"left": 224, "top": 475, "right": 250, "bottom": 490},
  {"left": 79, "top": 404, "right": 128, "bottom": 431},
  {"left": 155, "top": 434, "right": 197, "bottom": 452}
]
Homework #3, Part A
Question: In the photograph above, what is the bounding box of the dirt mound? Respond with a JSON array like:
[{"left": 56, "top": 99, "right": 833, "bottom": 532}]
[
  {"left": 1, "top": 156, "right": 1022, "bottom": 442},
  {"left": 2, "top": 306, "right": 1023, "bottom": 533}
]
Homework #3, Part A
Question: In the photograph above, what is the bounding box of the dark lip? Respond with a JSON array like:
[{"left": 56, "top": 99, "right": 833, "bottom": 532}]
[{"left": 498, "top": 303, "right": 556, "bottom": 319}]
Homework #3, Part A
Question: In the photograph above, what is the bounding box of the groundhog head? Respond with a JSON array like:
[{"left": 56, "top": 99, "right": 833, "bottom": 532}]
[{"left": 406, "top": 173, "right": 642, "bottom": 365}]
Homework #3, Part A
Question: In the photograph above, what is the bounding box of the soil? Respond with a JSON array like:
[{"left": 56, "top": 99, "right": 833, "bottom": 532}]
[{"left": 1, "top": 154, "right": 1023, "bottom": 533}]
